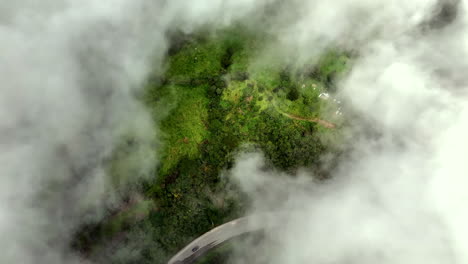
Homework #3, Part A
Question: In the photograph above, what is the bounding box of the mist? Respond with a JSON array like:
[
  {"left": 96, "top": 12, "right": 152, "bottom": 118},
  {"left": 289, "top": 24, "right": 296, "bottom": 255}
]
[
  {"left": 3, "top": 0, "right": 468, "bottom": 263},
  {"left": 0, "top": 0, "right": 270, "bottom": 263},
  {"left": 230, "top": 0, "right": 468, "bottom": 263}
]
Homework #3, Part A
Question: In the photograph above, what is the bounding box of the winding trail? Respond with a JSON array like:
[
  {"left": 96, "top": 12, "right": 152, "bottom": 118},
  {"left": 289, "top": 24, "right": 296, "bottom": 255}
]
[{"left": 270, "top": 99, "right": 336, "bottom": 129}]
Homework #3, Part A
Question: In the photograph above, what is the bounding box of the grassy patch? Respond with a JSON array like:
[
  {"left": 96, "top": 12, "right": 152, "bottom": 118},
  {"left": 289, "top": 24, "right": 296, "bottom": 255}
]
[
  {"left": 82, "top": 24, "right": 352, "bottom": 264},
  {"left": 166, "top": 41, "right": 225, "bottom": 83},
  {"left": 159, "top": 85, "right": 209, "bottom": 174}
]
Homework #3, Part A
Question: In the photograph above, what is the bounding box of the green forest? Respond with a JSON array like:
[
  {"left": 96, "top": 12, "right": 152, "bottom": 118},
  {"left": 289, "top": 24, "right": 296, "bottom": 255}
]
[{"left": 73, "top": 24, "right": 350, "bottom": 264}]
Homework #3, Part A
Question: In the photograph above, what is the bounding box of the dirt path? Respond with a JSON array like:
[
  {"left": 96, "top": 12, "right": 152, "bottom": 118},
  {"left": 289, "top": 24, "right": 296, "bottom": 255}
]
[
  {"left": 280, "top": 112, "right": 336, "bottom": 128},
  {"left": 270, "top": 100, "right": 336, "bottom": 129}
]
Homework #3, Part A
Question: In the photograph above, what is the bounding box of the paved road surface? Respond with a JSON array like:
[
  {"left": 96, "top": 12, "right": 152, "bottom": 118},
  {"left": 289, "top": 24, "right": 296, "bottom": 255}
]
[
  {"left": 167, "top": 2, "right": 461, "bottom": 264},
  {"left": 167, "top": 213, "right": 279, "bottom": 264}
]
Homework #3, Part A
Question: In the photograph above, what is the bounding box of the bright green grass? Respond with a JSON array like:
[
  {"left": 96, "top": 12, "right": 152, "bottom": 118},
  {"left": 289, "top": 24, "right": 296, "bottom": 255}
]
[
  {"left": 159, "top": 85, "right": 209, "bottom": 174},
  {"left": 249, "top": 66, "right": 282, "bottom": 89},
  {"left": 273, "top": 80, "right": 324, "bottom": 119},
  {"left": 166, "top": 41, "right": 225, "bottom": 81}
]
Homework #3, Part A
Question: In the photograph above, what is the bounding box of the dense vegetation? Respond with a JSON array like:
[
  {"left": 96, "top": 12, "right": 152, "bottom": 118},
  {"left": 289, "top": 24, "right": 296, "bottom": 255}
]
[{"left": 73, "top": 25, "right": 349, "bottom": 264}]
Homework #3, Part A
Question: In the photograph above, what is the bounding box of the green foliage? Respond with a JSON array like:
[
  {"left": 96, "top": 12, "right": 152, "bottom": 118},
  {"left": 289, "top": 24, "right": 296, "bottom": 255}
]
[
  {"left": 167, "top": 41, "right": 224, "bottom": 79},
  {"left": 317, "top": 50, "right": 349, "bottom": 78},
  {"left": 159, "top": 85, "right": 209, "bottom": 174},
  {"left": 310, "top": 50, "right": 350, "bottom": 91},
  {"left": 286, "top": 85, "right": 300, "bottom": 101},
  {"left": 81, "top": 24, "right": 350, "bottom": 264}
]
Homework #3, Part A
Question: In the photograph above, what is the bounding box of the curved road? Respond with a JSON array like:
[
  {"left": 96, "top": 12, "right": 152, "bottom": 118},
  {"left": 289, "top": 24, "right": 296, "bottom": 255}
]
[
  {"left": 167, "top": 213, "right": 281, "bottom": 264},
  {"left": 167, "top": 1, "right": 461, "bottom": 264}
]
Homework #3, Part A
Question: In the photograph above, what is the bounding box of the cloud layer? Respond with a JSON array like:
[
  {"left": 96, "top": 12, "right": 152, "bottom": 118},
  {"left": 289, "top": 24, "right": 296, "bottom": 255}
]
[
  {"left": 0, "top": 0, "right": 271, "bottom": 263},
  {"left": 3, "top": 0, "right": 466, "bottom": 263},
  {"left": 230, "top": 0, "right": 468, "bottom": 263}
]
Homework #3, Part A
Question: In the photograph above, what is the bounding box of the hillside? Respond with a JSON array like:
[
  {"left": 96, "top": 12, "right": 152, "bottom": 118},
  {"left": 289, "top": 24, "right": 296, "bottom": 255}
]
[{"left": 76, "top": 25, "right": 349, "bottom": 264}]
